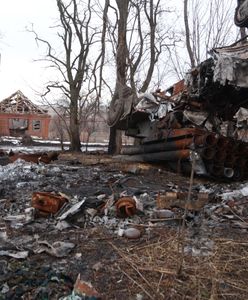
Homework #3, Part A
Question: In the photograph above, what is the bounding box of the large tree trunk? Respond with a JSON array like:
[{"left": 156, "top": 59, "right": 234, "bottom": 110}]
[
  {"left": 70, "top": 98, "right": 81, "bottom": 151},
  {"left": 116, "top": 0, "right": 129, "bottom": 85},
  {"left": 108, "top": 126, "right": 121, "bottom": 154},
  {"left": 108, "top": 0, "right": 129, "bottom": 154}
]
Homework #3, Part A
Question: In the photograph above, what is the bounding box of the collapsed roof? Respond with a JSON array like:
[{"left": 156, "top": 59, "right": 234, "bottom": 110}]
[{"left": 0, "top": 90, "right": 48, "bottom": 114}]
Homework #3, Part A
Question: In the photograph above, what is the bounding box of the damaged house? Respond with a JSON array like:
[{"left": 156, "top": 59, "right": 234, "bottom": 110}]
[
  {"left": 0, "top": 90, "right": 51, "bottom": 139},
  {"left": 109, "top": 41, "right": 248, "bottom": 181}
]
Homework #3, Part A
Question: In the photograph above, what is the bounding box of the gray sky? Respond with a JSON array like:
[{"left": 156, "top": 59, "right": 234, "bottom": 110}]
[
  {"left": 0, "top": 0, "right": 178, "bottom": 103},
  {"left": 0, "top": 0, "right": 58, "bottom": 101},
  {"left": 0, "top": 0, "right": 238, "bottom": 103}
]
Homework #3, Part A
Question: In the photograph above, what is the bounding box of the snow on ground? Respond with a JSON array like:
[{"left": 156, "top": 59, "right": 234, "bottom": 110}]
[{"left": 0, "top": 136, "right": 108, "bottom": 153}]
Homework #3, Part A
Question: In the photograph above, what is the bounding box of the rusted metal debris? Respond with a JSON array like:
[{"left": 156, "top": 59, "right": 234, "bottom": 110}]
[
  {"left": 32, "top": 192, "right": 68, "bottom": 215},
  {"left": 115, "top": 197, "right": 137, "bottom": 218},
  {"left": 112, "top": 41, "right": 248, "bottom": 181},
  {"left": 0, "top": 149, "right": 59, "bottom": 165},
  {"left": 157, "top": 192, "right": 209, "bottom": 211},
  {"left": 8, "top": 151, "right": 59, "bottom": 164},
  {"left": 73, "top": 274, "right": 101, "bottom": 299}
]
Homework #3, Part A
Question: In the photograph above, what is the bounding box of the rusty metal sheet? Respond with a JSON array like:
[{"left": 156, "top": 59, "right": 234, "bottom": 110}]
[
  {"left": 8, "top": 151, "right": 58, "bottom": 164},
  {"left": 73, "top": 274, "right": 101, "bottom": 299},
  {"left": 32, "top": 192, "right": 68, "bottom": 214}
]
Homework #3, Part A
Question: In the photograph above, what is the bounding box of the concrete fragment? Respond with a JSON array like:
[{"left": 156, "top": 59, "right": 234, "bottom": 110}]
[
  {"left": 124, "top": 228, "right": 141, "bottom": 239},
  {"left": 33, "top": 241, "right": 75, "bottom": 257},
  {"left": 0, "top": 250, "right": 29, "bottom": 259},
  {"left": 154, "top": 209, "right": 175, "bottom": 219}
]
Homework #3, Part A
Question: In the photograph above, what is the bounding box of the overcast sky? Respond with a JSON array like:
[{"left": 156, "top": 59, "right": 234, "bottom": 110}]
[
  {"left": 0, "top": 0, "right": 58, "bottom": 101},
  {"left": 0, "top": 0, "right": 180, "bottom": 104},
  {"left": 0, "top": 0, "right": 238, "bottom": 104}
]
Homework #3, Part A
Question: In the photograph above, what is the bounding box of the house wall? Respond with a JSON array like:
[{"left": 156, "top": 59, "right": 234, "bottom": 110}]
[{"left": 0, "top": 113, "right": 51, "bottom": 139}]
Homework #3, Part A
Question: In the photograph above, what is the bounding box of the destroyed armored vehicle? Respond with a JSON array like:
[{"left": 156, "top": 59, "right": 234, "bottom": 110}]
[{"left": 109, "top": 41, "right": 248, "bottom": 180}]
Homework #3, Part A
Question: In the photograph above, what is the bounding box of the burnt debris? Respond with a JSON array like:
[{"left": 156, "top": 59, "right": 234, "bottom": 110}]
[{"left": 113, "top": 42, "right": 248, "bottom": 180}]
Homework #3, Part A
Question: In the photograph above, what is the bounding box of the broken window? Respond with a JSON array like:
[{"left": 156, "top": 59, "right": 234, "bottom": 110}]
[
  {"left": 32, "top": 120, "right": 41, "bottom": 131},
  {"left": 9, "top": 118, "right": 28, "bottom": 130}
]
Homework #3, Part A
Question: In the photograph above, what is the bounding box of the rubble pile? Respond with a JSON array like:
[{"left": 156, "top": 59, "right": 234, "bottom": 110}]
[{"left": 0, "top": 156, "right": 248, "bottom": 298}]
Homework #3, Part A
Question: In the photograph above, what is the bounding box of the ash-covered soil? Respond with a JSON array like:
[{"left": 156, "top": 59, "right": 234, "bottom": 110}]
[{"left": 0, "top": 152, "right": 248, "bottom": 299}]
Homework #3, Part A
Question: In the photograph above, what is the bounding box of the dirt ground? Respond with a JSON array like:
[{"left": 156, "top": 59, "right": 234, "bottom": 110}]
[{"left": 1, "top": 151, "right": 248, "bottom": 300}]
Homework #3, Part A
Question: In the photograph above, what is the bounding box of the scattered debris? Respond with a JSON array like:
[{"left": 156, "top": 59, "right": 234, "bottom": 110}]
[
  {"left": 153, "top": 209, "right": 175, "bottom": 219},
  {"left": 157, "top": 191, "right": 209, "bottom": 211},
  {"left": 0, "top": 250, "right": 29, "bottom": 259},
  {"left": 57, "top": 198, "right": 86, "bottom": 221},
  {"left": 123, "top": 228, "right": 141, "bottom": 239},
  {"left": 0, "top": 282, "right": 10, "bottom": 294},
  {"left": 4, "top": 207, "right": 35, "bottom": 227},
  {"left": 33, "top": 241, "right": 75, "bottom": 258},
  {"left": 63, "top": 274, "right": 101, "bottom": 300},
  {"left": 115, "top": 197, "right": 137, "bottom": 218},
  {"left": 9, "top": 150, "right": 59, "bottom": 164},
  {"left": 0, "top": 150, "right": 248, "bottom": 298},
  {"left": 32, "top": 191, "right": 69, "bottom": 215}
]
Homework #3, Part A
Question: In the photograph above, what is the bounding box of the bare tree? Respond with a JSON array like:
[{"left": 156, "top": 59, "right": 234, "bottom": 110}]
[
  {"left": 107, "top": 0, "right": 171, "bottom": 153},
  {"left": 31, "top": 0, "right": 104, "bottom": 151},
  {"left": 182, "top": 0, "right": 238, "bottom": 69},
  {"left": 184, "top": 0, "right": 195, "bottom": 68},
  {"left": 127, "top": 0, "right": 171, "bottom": 93},
  {"left": 79, "top": 92, "right": 98, "bottom": 147},
  {"left": 44, "top": 89, "right": 101, "bottom": 150},
  {"left": 50, "top": 113, "right": 68, "bottom": 151}
]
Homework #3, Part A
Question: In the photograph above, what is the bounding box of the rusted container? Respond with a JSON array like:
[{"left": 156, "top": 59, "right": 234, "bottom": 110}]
[
  {"left": 32, "top": 192, "right": 68, "bottom": 214},
  {"left": 115, "top": 197, "right": 136, "bottom": 218}
]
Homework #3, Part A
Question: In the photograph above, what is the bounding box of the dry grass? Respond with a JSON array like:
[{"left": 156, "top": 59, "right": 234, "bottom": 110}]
[{"left": 110, "top": 229, "right": 248, "bottom": 300}]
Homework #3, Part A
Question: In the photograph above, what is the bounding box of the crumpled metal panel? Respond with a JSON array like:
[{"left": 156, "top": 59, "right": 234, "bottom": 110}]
[{"left": 213, "top": 43, "right": 248, "bottom": 88}]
